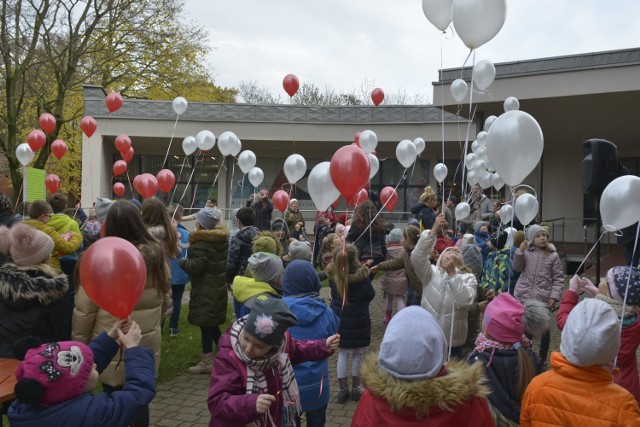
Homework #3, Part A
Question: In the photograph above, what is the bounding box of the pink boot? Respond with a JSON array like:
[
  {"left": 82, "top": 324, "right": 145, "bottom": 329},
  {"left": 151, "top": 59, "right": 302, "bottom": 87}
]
[{"left": 384, "top": 310, "right": 392, "bottom": 324}]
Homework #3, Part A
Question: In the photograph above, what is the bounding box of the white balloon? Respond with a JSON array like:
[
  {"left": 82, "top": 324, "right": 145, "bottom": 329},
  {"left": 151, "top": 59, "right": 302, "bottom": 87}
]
[
  {"left": 421, "top": 0, "right": 454, "bottom": 31},
  {"left": 503, "top": 96, "right": 520, "bottom": 112},
  {"left": 484, "top": 115, "right": 497, "bottom": 131},
  {"left": 196, "top": 130, "right": 216, "bottom": 151},
  {"left": 284, "top": 154, "right": 307, "bottom": 184},
  {"left": 455, "top": 202, "right": 471, "bottom": 221},
  {"left": 248, "top": 167, "right": 264, "bottom": 188},
  {"left": 479, "top": 171, "right": 493, "bottom": 189},
  {"left": 238, "top": 150, "right": 256, "bottom": 174},
  {"left": 476, "top": 145, "right": 487, "bottom": 157},
  {"left": 450, "top": 79, "right": 468, "bottom": 103},
  {"left": 434, "top": 163, "right": 448, "bottom": 182},
  {"left": 515, "top": 194, "right": 539, "bottom": 226},
  {"left": 182, "top": 136, "right": 197, "bottom": 155},
  {"left": 491, "top": 173, "right": 504, "bottom": 190},
  {"left": 465, "top": 153, "right": 476, "bottom": 169},
  {"left": 486, "top": 110, "right": 544, "bottom": 186},
  {"left": 16, "top": 143, "right": 34, "bottom": 166},
  {"left": 499, "top": 204, "right": 513, "bottom": 224},
  {"left": 368, "top": 154, "right": 379, "bottom": 179},
  {"left": 172, "top": 96, "right": 188, "bottom": 116},
  {"left": 472, "top": 59, "right": 496, "bottom": 90},
  {"left": 471, "top": 140, "right": 480, "bottom": 154},
  {"left": 476, "top": 131, "right": 488, "bottom": 146},
  {"left": 359, "top": 130, "right": 378, "bottom": 154},
  {"left": 231, "top": 138, "right": 242, "bottom": 157},
  {"left": 396, "top": 139, "right": 417, "bottom": 168},
  {"left": 218, "top": 131, "right": 240, "bottom": 157},
  {"left": 413, "top": 137, "right": 426, "bottom": 155},
  {"left": 600, "top": 175, "right": 640, "bottom": 232},
  {"left": 474, "top": 159, "right": 487, "bottom": 170},
  {"left": 308, "top": 162, "right": 341, "bottom": 212},
  {"left": 467, "top": 169, "right": 480, "bottom": 186},
  {"left": 452, "top": 0, "right": 507, "bottom": 50}
]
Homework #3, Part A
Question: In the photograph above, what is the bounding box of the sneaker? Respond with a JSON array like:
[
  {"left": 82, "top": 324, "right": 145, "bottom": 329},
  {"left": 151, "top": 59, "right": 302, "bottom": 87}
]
[{"left": 169, "top": 328, "right": 179, "bottom": 337}]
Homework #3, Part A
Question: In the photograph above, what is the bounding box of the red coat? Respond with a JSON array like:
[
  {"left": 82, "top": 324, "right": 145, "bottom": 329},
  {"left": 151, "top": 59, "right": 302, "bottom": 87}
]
[{"left": 557, "top": 290, "right": 640, "bottom": 402}]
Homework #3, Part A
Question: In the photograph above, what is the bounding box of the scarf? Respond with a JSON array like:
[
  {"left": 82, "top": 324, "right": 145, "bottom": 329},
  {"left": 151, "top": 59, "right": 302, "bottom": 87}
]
[
  {"left": 471, "top": 332, "right": 532, "bottom": 367},
  {"left": 229, "top": 317, "right": 301, "bottom": 427},
  {"left": 595, "top": 294, "right": 638, "bottom": 327}
]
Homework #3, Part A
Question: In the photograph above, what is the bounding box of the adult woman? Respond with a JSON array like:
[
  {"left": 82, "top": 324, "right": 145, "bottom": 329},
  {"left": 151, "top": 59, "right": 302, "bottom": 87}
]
[
  {"left": 346, "top": 200, "right": 387, "bottom": 276},
  {"left": 410, "top": 186, "right": 438, "bottom": 231}
]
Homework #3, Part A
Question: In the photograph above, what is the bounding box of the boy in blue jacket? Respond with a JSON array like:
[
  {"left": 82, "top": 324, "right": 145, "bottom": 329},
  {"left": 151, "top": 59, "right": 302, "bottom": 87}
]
[
  {"left": 168, "top": 203, "right": 190, "bottom": 337},
  {"left": 8, "top": 320, "right": 155, "bottom": 427}
]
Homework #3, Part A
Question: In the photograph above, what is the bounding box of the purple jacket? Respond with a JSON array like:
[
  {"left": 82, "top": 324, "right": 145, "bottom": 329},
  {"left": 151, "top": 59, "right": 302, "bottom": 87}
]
[
  {"left": 208, "top": 330, "right": 331, "bottom": 427},
  {"left": 513, "top": 244, "right": 564, "bottom": 303}
]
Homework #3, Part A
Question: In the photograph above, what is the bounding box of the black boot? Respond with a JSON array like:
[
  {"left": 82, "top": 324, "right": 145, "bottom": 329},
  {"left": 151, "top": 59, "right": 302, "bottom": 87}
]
[
  {"left": 336, "top": 377, "right": 350, "bottom": 404},
  {"left": 351, "top": 376, "right": 363, "bottom": 401}
]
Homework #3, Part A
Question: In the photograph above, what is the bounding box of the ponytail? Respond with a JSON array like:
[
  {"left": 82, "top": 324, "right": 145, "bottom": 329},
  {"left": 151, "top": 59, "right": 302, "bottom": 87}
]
[{"left": 516, "top": 346, "right": 536, "bottom": 403}]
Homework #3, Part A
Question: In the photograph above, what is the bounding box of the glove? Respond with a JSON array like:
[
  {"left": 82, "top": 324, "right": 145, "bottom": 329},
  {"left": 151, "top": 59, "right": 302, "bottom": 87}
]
[
  {"left": 580, "top": 277, "right": 599, "bottom": 298},
  {"left": 569, "top": 274, "right": 580, "bottom": 293}
]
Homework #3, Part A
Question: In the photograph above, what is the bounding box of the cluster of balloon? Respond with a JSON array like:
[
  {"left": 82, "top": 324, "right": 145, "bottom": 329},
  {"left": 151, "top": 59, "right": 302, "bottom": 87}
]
[
  {"left": 283, "top": 74, "right": 300, "bottom": 97},
  {"left": 80, "top": 116, "right": 97, "bottom": 138},
  {"left": 27, "top": 129, "right": 47, "bottom": 152},
  {"left": 238, "top": 150, "right": 257, "bottom": 174},
  {"left": 330, "top": 145, "right": 370, "bottom": 202},
  {"left": 380, "top": 186, "right": 398, "bottom": 211},
  {"left": 51, "top": 139, "right": 67, "bottom": 160},
  {"left": 79, "top": 237, "right": 147, "bottom": 318},
  {"left": 600, "top": 175, "right": 640, "bottom": 232},
  {"left": 113, "top": 135, "right": 132, "bottom": 176},
  {"left": 308, "top": 162, "right": 340, "bottom": 212},
  {"left": 113, "top": 182, "right": 126, "bottom": 197},
  {"left": 113, "top": 160, "right": 127, "bottom": 176},
  {"left": 272, "top": 190, "right": 290, "bottom": 212},
  {"left": 45, "top": 174, "right": 61, "bottom": 193},
  {"left": 248, "top": 167, "right": 264, "bottom": 188},
  {"left": 284, "top": 154, "right": 307, "bottom": 184},
  {"left": 157, "top": 169, "right": 176, "bottom": 193},
  {"left": 371, "top": 88, "right": 384, "bottom": 106},
  {"left": 218, "top": 131, "right": 241, "bottom": 157},
  {"left": 133, "top": 173, "right": 158, "bottom": 199},
  {"left": 105, "top": 91, "right": 123, "bottom": 114},
  {"left": 396, "top": 139, "right": 417, "bottom": 168},
  {"left": 115, "top": 134, "right": 132, "bottom": 155},
  {"left": 38, "top": 113, "right": 57, "bottom": 134},
  {"left": 122, "top": 146, "right": 134, "bottom": 163}
]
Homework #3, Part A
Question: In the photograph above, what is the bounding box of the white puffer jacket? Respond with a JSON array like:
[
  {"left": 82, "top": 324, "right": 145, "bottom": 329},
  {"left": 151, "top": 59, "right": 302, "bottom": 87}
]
[{"left": 411, "top": 231, "right": 478, "bottom": 347}]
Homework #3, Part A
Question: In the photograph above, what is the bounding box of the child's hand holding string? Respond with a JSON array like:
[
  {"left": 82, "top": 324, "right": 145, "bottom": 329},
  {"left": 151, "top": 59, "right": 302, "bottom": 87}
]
[
  {"left": 107, "top": 318, "right": 132, "bottom": 340},
  {"left": 256, "top": 394, "right": 276, "bottom": 414},
  {"left": 326, "top": 334, "right": 340, "bottom": 353}
]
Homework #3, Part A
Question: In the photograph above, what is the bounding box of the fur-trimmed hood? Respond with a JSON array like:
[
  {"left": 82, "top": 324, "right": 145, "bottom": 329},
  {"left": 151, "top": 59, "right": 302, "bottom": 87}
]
[
  {"left": 189, "top": 226, "right": 229, "bottom": 244},
  {"left": 359, "top": 353, "right": 490, "bottom": 418},
  {"left": 0, "top": 263, "right": 68, "bottom": 308},
  {"left": 326, "top": 263, "right": 369, "bottom": 283}
]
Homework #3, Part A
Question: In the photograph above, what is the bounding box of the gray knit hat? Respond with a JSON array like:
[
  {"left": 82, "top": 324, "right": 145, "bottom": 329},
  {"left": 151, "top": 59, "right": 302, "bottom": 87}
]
[
  {"left": 526, "top": 224, "right": 547, "bottom": 243},
  {"left": 379, "top": 306, "right": 446, "bottom": 379},
  {"left": 249, "top": 252, "right": 283, "bottom": 284},
  {"left": 386, "top": 228, "right": 403, "bottom": 244},
  {"left": 196, "top": 207, "right": 220, "bottom": 230},
  {"left": 244, "top": 298, "right": 298, "bottom": 347},
  {"left": 288, "top": 240, "right": 311, "bottom": 261},
  {"left": 95, "top": 197, "right": 113, "bottom": 222},
  {"left": 0, "top": 223, "right": 54, "bottom": 266},
  {"left": 473, "top": 221, "right": 488, "bottom": 233}
]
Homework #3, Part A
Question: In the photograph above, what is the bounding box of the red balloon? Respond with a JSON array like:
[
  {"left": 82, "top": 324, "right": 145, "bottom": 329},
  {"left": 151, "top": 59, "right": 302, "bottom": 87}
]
[
  {"left": 113, "top": 160, "right": 127, "bottom": 176},
  {"left": 113, "top": 182, "right": 126, "bottom": 197},
  {"left": 156, "top": 169, "right": 176, "bottom": 193},
  {"left": 272, "top": 190, "right": 290, "bottom": 213},
  {"left": 80, "top": 116, "right": 97, "bottom": 138},
  {"left": 371, "top": 87, "right": 385, "bottom": 106},
  {"left": 114, "top": 134, "right": 131, "bottom": 154},
  {"left": 106, "top": 91, "right": 123, "bottom": 113},
  {"left": 133, "top": 173, "right": 158, "bottom": 198},
  {"left": 51, "top": 139, "right": 67, "bottom": 160},
  {"left": 39, "top": 113, "right": 56, "bottom": 134},
  {"left": 122, "top": 146, "right": 134, "bottom": 163},
  {"left": 45, "top": 174, "right": 61, "bottom": 193},
  {"left": 330, "top": 145, "right": 370, "bottom": 202},
  {"left": 27, "top": 129, "right": 47, "bottom": 151},
  {"left": 380, "top": 186, "right": 398, "bottom": 211},
  {"left": 79, "top": 236, "right": 147, "bottom": 318},
  {"left": 282, "top": 74, "right": 300, "bottom": 97},
  {"left": 348, "top": 188, "right": 369, "bottom": 207},
  {"left": 354, "top": 131, "right": 361, "bottom": 147}
]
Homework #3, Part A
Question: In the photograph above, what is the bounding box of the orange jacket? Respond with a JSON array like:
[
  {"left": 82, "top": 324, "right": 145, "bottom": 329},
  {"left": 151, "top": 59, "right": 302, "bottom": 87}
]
[{"left": 521, "top": 352, "right": 640, "bottom": 426}]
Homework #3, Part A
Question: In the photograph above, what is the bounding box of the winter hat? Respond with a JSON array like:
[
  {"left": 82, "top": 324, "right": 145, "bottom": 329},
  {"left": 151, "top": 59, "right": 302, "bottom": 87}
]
[
  {"left": 473, "top": 221, "right": 488, "bottom": 233},
  {"left": 271, "top": 218, "right": 286, "bottom": 232},
  {"left": 461, "top": 245, "right": 483, "bottom": 277},
  {"left": 484, "top": 293, "right": 525, "bottom": 343},
  {"left": 0, "top": 195, "right": 12, "bottom": 213},
  {"left": 526, "top": 224, "right": 547, "bottom": 243},
  {"left": 249, "top": 252, "right": 283, "bottom": 285},
  {"left": 504, "top": 227, "right": 516, "bottom": 248},
  {"left": 282, "top": 259, "right": 322, "bottom": 296},
  {"left": 14, "top": 340, "right": 94, "bottom": 406},
  {"left": 560, "top": 298, "right": 620, "bottom": 367},
  {"left": 288, "top": 240, "right": 311, "bottom": 260},
  {"left": 605, "top": 266, "right": 640, "bottom": 305},
  {"left": 379, "top": 306, "right": 446, "bottom": 379},
  {"left": 129, "top": 198, "right": 142, "bottom": 211},
  {"left": 196, "top": 207, "right": 220, "bottom": 230},
  {"left": 436, "top": 246, "right": 460, "bottom": 267},
  {"left": 386, "top": 228, "right": 403, "bottom": 244},
  {"left": 0, "top": 223, "right": 54, "bottom": 266},
  {"left": 490, "top": 231, "right": 509, "bottom": 250},
  {"left": 94, "top": 197, "right": 113, "bottom": 222},
  {"left": 252, "top": 232, "right": 281, "bottom": 255},
  {"left": 289, "top": 198, "right": 298, "bottom": 207},
  {"left": 448, "top": 195, "right": 458, "bottom": 204},
  {"left": 244, "top": 298, "right": 298, "bottom": 347}
]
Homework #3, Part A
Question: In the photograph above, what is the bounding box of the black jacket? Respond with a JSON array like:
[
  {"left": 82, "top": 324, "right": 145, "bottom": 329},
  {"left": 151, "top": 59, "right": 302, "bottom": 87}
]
[
  {"left": 410, "top": 202, "right": 436, "bottom": 230},
  {"left": 346, "top": 226, "right": 387, "bottom": 260},
  {"left": 226, "top": 225, "right": 259, "bottom": 284}
]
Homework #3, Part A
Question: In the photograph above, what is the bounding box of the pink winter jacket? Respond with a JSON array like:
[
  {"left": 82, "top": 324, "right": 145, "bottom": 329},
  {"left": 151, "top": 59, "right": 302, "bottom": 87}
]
[
  {"left": 380, "top": 243, "right": 408, "bottom": 296},
  {"left": 513, "top": 244, "right": 564, "bottom": 303}
]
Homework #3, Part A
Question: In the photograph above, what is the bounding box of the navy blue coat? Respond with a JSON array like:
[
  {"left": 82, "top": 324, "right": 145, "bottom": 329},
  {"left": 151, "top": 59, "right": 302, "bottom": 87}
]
[
  {"left": 226, "top": 225, "right": 259, "bottom": 284},
  {"left": 411, "top": 202, "right": 435, "bottom": 230}
]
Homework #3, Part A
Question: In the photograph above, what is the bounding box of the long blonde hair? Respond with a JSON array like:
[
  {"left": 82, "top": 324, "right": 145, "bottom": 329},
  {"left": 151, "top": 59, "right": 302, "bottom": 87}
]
[
  {"left": 419, "top": 186, "right": 437, "bottom": 204},
  {"left": 332, "top": 244, "right": 358, "bottom": 305}
]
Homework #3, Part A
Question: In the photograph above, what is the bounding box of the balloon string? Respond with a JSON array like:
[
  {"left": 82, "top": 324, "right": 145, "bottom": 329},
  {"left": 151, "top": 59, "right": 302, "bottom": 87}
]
[
  {"left": 573, "top": 230, "right": 607, "bottom": 275},
  {"left": 13, "top": 180, "right": 23, "bottom": 213},
  {"left": 162, "top": 116, "right": 180, "bottom": 168},
  {"left": 174, "top": 151, "right": 201, "bottom": 211},
  {"left": 126, "top": 171, "right": 134, "bottom": 196},
  {"left": 439, "top": 37, "right": 445, "bottom": 174},
  {"left": 209, "top": 158, "right": 225, "bottom": 194},
  {"left": 399, "top": 161, "right": 417, "bottom": 223},
  {"left": 228, "top": 159, "right": 235, "bottom": 224},
  {"left": 461, "top": 50, "right": 476, "bottom": 199},
  {"left": 168, "top": 155, "right": 189, "bottom": 208}
]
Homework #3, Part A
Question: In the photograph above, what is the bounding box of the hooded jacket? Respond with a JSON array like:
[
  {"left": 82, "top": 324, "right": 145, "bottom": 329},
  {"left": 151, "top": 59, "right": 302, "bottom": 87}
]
[
  {"left": 22, "top": 219, "right": 82, "bottom": 272},
  {"left": 169, "top": 223, "right": 189, "bottom": 285},
  {"left": 179, "top": 226, "right": 229, "bottom": 327},
  {"left": 327, "top": 264, "right": 375, "bottom": 348},
  {"left": 225, "top": 225, "right": 259, "bottom": 284},
  {"left": 48, "top": 213, "right": 81, "bottom": 234},
  {"left": 352, "top": 356, "right": 494, "bottom": 427},
  {"left": 480, "top": 247, "right": 513, "bottom": 294},
  {"left": 375, "top": 247, "right": 422, "bottom": 297},
  {"left": 0, "top": 263, "right": 71, "bottom": 357},
  {"left": 284, "top": 207, "right": 304, "bottom": 233},
  {"left": 380, "top": 243, "right": 408, "bottom": 296},
  {"left": 513, "top": 244, "right": 564, "bottom": 303},
  {"left": 521, "top": 352, "right": 640, "bottom": 426}
]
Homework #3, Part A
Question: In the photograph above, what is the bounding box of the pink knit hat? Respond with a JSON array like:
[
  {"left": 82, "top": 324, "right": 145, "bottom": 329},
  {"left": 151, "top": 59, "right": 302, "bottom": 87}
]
[
  {"left": 15, "top": 341, "right": 94, "bottom": 406},
  {"left": 0, "top": 223, "right": 54, "bottom": 266},
  {"left": 483, "top": 293, "right": 525, "bottom": 343}
]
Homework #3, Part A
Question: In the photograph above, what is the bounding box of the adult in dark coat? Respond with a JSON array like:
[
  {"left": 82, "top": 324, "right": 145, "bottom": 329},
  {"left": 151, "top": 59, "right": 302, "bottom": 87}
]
[
  {"left": 246, "top": 189, "right": 273, "bottom": 231},
  {"left": 411, "top": 186, "right": 438, "bottom": 231},
  {"left": 225, "top": 207, "right": 259, "bottom": 286}
]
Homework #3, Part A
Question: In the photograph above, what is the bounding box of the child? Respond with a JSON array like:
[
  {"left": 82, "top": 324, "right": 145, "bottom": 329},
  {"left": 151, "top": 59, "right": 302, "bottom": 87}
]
[
  {"left": 558, "top": 268, "right": 640, "bottom": 402},
  {"left": 178, "top": 207, "right": 229, "bottom": 374},
  {"left": 411, "top": 214, "right": 478, "bottom": 358},
  {"left": 473, "top": 220, "right": 491, "bottom": 264},
  {"left": 281, "top": 260, "right": 340, "bottom": 426},
  {"left": 207, "top": 298, "right": 339, "bottom": 427},
  {"left": 79, "top": 208, "right": 101, "bottom": 249},
  {"left": 327, "top": 244, "right": 375, "bottom": 403},
  {"left": 167, "top": 204, "right": 190, "bottom": 337},
  {"left": 513, "top": 224, "right": 564, "bottom": 363},
  {"left": 468, "top": 293, "right": 549, "bottom": 425},
  {"left": 379, "top": 228, "right": 408, "bottom": 323},
  {"left": 521, "top": 299, "right": 640, "bottom": 425},
  {"left": 480, "top": 231, "right": 513, "bottom": 295},
  {"left": 232, "top": 252, "right": 284, "bottom": 318},
  {"left": 352, "top": 307, "right": 494, "bottom": 426},
  {"left": 8, "top": 320, "right": 156, "bottom": 427}
]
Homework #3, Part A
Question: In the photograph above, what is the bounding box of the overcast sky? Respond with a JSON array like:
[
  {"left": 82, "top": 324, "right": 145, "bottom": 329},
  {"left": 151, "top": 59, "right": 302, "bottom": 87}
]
[{"left": 184, "top": 1, "right": 640, "bottom": 103}]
